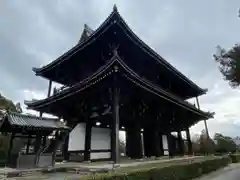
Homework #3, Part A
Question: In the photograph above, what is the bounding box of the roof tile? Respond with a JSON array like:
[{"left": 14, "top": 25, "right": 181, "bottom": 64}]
[{"left": 6, "top": 111, "right": 69, "bottom": 130}]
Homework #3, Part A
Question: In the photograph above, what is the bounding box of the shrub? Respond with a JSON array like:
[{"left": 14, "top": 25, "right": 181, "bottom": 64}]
[
  {"left": 229, "top": 154, "right": 240, "bottom": 163},
  {"left": 81, "top": 157, "right": 230, "bottom": 180}
]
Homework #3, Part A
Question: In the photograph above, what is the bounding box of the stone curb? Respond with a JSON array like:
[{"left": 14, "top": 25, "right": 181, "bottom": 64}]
[{"left": 0, "top": 166, "right": 110, "bottom": 178}]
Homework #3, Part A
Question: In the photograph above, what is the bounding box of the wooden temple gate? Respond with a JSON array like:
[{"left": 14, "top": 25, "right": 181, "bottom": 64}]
[{"left": 23, "top": 5, "right": 214, "bottom": 164}]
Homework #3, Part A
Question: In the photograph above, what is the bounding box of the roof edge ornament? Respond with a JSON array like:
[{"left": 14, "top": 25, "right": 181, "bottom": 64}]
[
  {"left": 113, "top": 4, "right": 118, "bottom": 12},
  {"left": 203, "top": 88, "right": 208, "bottom": 94}
]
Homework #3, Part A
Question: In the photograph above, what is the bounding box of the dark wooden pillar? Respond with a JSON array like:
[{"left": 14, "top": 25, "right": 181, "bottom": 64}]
[
  {"left": 62, "top": 121, "right": 70, "bottom": 161},
  {"left": 133, "top": 120, "right": 143, "bottom": 159},
  {"left": 152, "top": 128, "right": 161, "bottom": 157},
  {"left": 7, "top": 133, "right": 15, "bottom": 164},
  {"left": 186, "top": 128, "right": 193, "bottom": 155},
  {"left": 63, "top": 134, "right": 69, "bottom": 161},
  {"left": 84, "top": 121, "right": 92, "bottom": 161},
  {"left": 143, "top": 123, "right": 161, "bottom": 157},
  {"left": 177, "top": 131, "right": 184, "bottom": 156},
  {"left": 125, "top": 122, "right": 143, "bottom": 159},
  {"left": 125, "top": 128, "right": 130, "bottom": 157},
  {"left": 111, "top": 84, "right": 120, "bottom": 163}
]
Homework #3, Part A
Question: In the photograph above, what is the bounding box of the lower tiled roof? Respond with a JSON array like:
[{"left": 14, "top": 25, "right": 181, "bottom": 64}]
[{"left": 5, "top": 111, "right": 69, "bottom": 130}]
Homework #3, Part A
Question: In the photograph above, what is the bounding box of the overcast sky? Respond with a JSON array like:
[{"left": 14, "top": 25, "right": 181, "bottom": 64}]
[{"left": 1, "top": 0, "right": 240, "bottom": 138}]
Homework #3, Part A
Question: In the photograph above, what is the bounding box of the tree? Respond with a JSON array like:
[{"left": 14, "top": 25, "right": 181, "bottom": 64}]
[
  {"left": 213, "top": 9, "right": 240, "bottom": 87},
  {"left": 214, "top": 133, "right": 237, "bottom": 153},
  {"left": 191, "top": 134, "right": 201, "bottom": 154},
  {"left": 214, "top": 44, "right": 240, "bottom": 88},
  {"left": 198, "top": 130, "right": 216, "bottom": 155},
  {"left": 0, "top": 93, "right": 22, "bottom": 115}
]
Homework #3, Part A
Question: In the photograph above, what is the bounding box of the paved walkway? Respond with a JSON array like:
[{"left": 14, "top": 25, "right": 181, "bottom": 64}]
[
  {"left": 55, "top": 155, "right": 202, "bottom": 169},
  {"left": 196, "top": 163, "right": 240, "bottom": 180}
]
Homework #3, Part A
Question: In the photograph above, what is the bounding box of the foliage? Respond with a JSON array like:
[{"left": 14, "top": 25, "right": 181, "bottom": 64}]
[
  {"left": 214, "top": 45, "right": 240, "bottom": 88},
  {"left": 192, "top": 130, "right": 216, "bottom": 155},
  {"left": 80, "top": 157, "right": 230, "bottom": 180},
  {"left": 0, "top": 93, "right": 22, "bottom": 116},
  {"left": 229, "top": 153, "right": 240, "bottom": 163},
  {"left": 214, "top": 133, "right": 237, "bottom": 153}
]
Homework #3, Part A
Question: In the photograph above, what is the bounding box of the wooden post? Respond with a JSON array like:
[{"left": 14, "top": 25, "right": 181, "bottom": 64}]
[
  {"left": 186, "top": 128, "right": 193, "bottom": 155},
  {"left": 111, "top": 72, "right": 120, "bottom": 164},
  {"left": 125, "top": 122, "right": 143, "bottom": 159},
  {"left": 62, "top": 134, "right": 69, "bottom": 161},
  {"left": 84, "top": 120, "right": 92, "bottom": 162},
  {"left": 39, "top": 80, "right": 52, "bottom": 118},
  {"left": 26, "top": 136, "right": 31, "bottom": 154},
  {"left": 143, "top": 128, "right": 153, "bottom": 158},
  {"left": 52, "top": 130, "right": 59, "bottom": 167},
  {"left": 177, "top": 130, "right": 184, "bottom": 156},
  {"left": 125, "top": 126, "right": 130, "bottom": 157},
  {"left": 47, "top": 80, "right": 52, "bottom": 97},
  {"left": 196, "top": 96, "right": 209, "bottom": 138},
  {"left": 7, "top": 133, "right": 14, "bottom": 165}
]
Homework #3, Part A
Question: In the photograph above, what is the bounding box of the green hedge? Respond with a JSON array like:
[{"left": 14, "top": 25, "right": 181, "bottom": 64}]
[
  {"left": 82, "top": 157, "right": 230, "bottom": 180},
  {"left": 229, "top": 154, "right": 240, "bottom": 163}
]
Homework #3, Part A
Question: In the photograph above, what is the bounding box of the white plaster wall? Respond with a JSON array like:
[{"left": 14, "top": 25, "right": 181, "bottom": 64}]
[
  {"left": 91, "top": 127, "right": 111, "bottom": 150},
  {"left": 68, "top": 123, "right": 85, "bottom": 151},
  {"left": 90, "top": 152, "right": 111, "bottom": 160},
  {"left": 164, "top": 150, "right": 169, "bottom": 155},
  {"left": 162, "top": 135, "right": 168, "bottom": 150},
  {"left": 68, "top": 123, "right": 111, "bottom": 160}
]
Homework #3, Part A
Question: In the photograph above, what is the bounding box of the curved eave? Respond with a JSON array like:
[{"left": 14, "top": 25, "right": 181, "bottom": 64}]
[
  {"left": 32, "top": 9, "right": 116, "bottom": 75},
  {"left": 114, "top": 12, "right": 206, "bottom": 97},
  {"left": 27, "top": 55, "right": 212, "bottom": 119}
]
